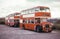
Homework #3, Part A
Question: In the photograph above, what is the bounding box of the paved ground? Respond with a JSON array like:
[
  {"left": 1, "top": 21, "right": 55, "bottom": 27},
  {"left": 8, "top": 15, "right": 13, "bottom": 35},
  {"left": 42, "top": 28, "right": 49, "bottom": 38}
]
[{"left": 0, "top": 24, "right": 60, "bottom": 39}]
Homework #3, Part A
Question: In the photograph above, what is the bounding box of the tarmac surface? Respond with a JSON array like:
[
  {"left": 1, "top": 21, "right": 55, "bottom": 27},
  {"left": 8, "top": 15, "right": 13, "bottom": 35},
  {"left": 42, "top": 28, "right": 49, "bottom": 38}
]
[{"left": 0, "top": 24, "right": 60, "bottom": 39}]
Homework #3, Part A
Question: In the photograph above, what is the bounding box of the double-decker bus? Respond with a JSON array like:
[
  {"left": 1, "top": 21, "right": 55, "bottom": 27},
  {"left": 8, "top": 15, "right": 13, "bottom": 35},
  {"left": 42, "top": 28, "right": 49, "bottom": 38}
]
[
  {"left": 5, "top": 12, "right": 20, "bottom": 27},
  {"left": 5, "top": 14, "right": 11, "bottom": 26},
  {"left": 20, "top": 6, "right": 53, "bottom": 32}
]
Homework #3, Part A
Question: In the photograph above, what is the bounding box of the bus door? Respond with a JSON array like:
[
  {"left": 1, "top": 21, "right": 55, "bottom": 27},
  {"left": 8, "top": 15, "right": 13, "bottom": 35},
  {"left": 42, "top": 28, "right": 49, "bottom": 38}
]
[
  {"left": 14, "top": 20, "right": 19, "bottom": 27},
  {"left": 35, "top": 18, "right": 40, "bottom": 24}
]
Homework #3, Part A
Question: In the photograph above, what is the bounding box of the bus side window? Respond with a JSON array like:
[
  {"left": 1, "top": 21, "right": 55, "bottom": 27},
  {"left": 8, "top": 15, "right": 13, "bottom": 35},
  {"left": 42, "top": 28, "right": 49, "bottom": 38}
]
[
  {"left": 28, "top": 20, "right": 30, "bottom": 23},
  {"left": 30, "top": 20, "right": 34, "bottom": 23},
  {"left": 23, "top": 20, "right": 27, "bottom": 23}
]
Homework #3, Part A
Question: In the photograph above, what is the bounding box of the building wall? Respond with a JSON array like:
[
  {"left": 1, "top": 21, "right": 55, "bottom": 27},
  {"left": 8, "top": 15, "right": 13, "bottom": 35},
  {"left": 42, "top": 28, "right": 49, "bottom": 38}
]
[{"left": 0, "top": 18, "right": 5, "bottom": 24}]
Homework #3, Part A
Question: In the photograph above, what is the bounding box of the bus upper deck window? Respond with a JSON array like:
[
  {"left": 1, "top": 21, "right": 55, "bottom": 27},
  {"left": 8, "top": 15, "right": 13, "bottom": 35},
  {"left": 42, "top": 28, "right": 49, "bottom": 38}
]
[
  {"left": 31, "top": 8, "right": 35, "bottom": 13},
  {"left": 40, "top": 7, "right": 45, "bottom": 12},
  {"left": 35, "top": 8, "right": 40, "bottom": 12},
  {"left": 45, "top": 8, "right": 50, "bottom": 12}
]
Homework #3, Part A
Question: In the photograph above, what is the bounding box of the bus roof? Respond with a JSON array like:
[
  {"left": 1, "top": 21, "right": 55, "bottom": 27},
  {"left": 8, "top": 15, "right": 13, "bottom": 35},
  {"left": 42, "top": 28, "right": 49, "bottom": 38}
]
[
  {"left": 21, "top": 6, "right": 49, "bottom": 12},
  {"left": 6, "top": 12, "right": 20, "bottom": 17}
]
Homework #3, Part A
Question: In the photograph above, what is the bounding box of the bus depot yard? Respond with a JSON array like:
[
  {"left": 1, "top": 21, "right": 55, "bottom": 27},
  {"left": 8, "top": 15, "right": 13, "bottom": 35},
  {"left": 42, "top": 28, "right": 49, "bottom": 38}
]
[
  {"left": 0, "top": 6, "right": 60, "bottom": 39},
  {"left": 0, "top": 6, "right": 60, "bottom": 32},
  {"left": 0, "top": 25, "right": 60, "bottom": 39}
]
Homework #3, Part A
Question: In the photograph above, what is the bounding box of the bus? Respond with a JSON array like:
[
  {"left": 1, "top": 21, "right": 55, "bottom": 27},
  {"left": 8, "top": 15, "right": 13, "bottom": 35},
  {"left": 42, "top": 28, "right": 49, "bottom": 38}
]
[
  {"left": 20, "top": 6, "right": 53, "bottom": 32},
  {"left": 5, "top": 12, "right": 20, "bottom": 27},
  {"left": 5, "top": 15, "right": 10, "bottom": 26}
]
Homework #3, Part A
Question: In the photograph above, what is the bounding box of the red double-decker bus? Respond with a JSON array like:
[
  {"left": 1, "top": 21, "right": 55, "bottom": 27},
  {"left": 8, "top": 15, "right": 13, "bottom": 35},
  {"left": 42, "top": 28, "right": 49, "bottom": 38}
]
[
  {"left": 19, "top": 6, "right": 53, "bottom": 32},
  {"left": 5, "top": 12, "right": 20, "bottom": 27}
]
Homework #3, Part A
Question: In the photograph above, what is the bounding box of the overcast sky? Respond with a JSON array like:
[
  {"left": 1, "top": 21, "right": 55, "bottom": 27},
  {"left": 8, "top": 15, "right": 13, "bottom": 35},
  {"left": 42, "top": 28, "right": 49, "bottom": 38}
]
[{"left": 0, "top": 0, "right": 60, "bottom": 18}]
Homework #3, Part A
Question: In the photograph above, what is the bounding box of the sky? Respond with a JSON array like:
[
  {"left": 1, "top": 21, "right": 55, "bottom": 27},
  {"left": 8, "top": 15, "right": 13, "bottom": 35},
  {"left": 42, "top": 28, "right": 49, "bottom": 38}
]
[{"left": 0, "top": 0, "right": 60, "bottom": 18}]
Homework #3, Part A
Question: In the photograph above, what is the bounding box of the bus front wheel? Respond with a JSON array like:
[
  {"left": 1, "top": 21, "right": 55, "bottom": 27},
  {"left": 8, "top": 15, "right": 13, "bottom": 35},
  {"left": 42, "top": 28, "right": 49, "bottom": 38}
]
[{"left": 35, "top": 26, "right": 42, "bottom": 32}]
